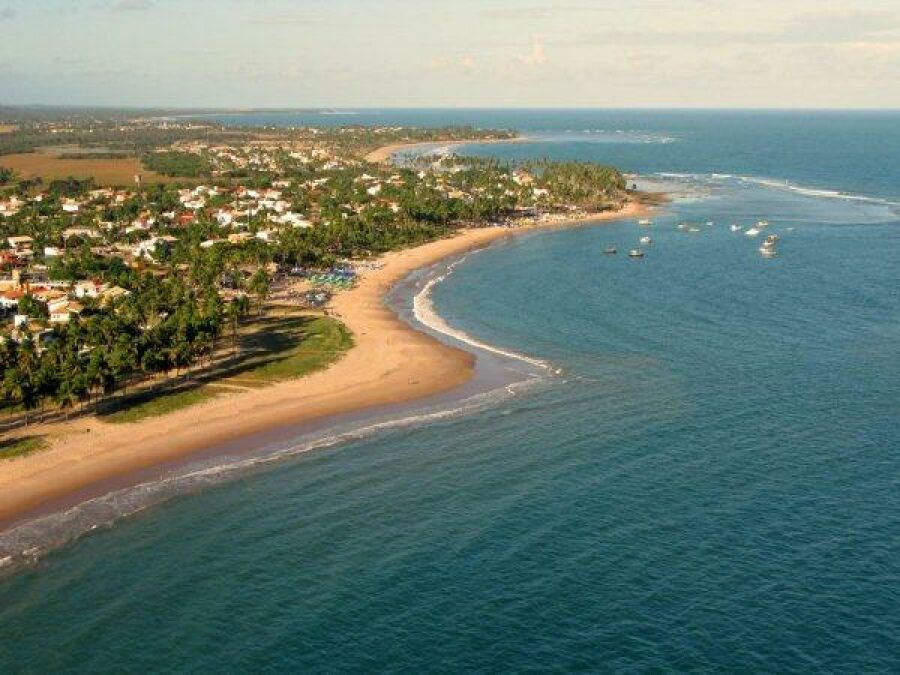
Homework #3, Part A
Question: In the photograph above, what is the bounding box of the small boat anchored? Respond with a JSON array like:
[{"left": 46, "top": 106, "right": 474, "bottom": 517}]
[
  {"left": 730, "top": 224, "right": 742, "bottom": 232},
  {"left": 628, "top": 249, "right": 645, "bottom": 258},
  {"left": 759, "top": 234, "right": 779, "bottom": 257},
  {"left": 638, "top": 218, "right": 653, "bottom": 226},
  {"left": 603, "top": 246, "right": 618, "bottom": 255},
  {"left": 639, "top": 236, "right": 653, "bottom": 245}
]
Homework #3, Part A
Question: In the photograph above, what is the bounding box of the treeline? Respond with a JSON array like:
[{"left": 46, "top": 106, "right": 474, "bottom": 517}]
[
  {"left": 142, "top": 151, "right": 213, "bottom": 177},
  {"left": 0, "top": 268, "right": 263, "bottom": 422},
  {"left": 527, "top": 160, "right": 626, "bottom": 209}
]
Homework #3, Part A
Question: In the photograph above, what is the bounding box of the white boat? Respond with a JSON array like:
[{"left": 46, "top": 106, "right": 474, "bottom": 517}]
[
  {"left": 639, "top": 236, "right": 652, "bottom": 245},
  {"left": 729, "top": 224, "right": 742, "bottom": 232},
  {"left": 689, "top": 227, "right": 700, "bottom": 233},
  {"left": 603, "top": 246, "right": 618, "bottom": 255},
  {"left": 757, "top": 220, "right": 769, "bottom": 228},
  {"left": 628, "top": 249, "right": 645, "bottom": 258},
  {"left": 677, "top": 222, "right": 690, "bottom": 231},
  {"left": 744, "top": 227, "right": 760, "bottom": 237},
  {"left": 638, "top": 219, "right": 653, "bottom": 226},
  {"left": 759, "top": 247, "right": 777, "bottom": 257},
  {"left": 705, "top": 220, "right": 715, "bottom": 226}
]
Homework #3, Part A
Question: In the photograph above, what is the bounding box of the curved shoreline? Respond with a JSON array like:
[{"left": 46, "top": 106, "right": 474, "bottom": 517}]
[
  {"left": 364, "top": 136, "right": 521, "bottom": 164},
  {"left": 0, "top": 201, "right": 649, "bottom": 531}
]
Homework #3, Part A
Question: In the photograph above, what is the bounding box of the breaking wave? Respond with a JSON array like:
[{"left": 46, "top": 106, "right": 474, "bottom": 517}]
[
  {"left": 654, "top": 172, "right": 900, "bottom": 211},
  {"left": 413, "top": 253, "right": 554, "bottom": 372}
]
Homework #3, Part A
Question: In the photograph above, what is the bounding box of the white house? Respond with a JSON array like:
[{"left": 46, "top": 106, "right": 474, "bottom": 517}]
[
  {"left": 49, "top": 300, "right": 83, "bottom": 324},
  {"left": 7, "top": 235, "right": 33, "bottom": 251},
  {"left": 74, "top": 280, "right": 109, "bottom": 298}
]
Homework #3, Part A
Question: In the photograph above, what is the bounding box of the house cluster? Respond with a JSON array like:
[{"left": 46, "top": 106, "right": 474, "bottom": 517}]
[{"left": 0, "top": 260, "right": 131, "bottom": 342}]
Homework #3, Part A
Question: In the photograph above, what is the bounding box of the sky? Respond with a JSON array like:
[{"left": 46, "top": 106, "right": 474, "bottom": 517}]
[{"left": 1, "top": 0, "right": 899, "bottom": 108}]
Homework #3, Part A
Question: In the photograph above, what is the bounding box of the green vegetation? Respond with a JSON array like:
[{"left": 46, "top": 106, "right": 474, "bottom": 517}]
[
  {"left": 529, "top": 160, "right": 626, "bottom": 209},
  {"left": 232, "top": 316, "right": 353, "bottom": 383},
  {"left": 0, "top": 166, "right": 13, "bottom": 183},
  {"left": 101, "top": 386, "right": 220, "bottom": 424},
  {"left": 57, "top": 152, "right": 130, "bottom": 160},
  {"left": 0, "top": 435, "right": 47, "bottom": 460},
  {"left": 142, "top": 151, "right": 213, "bottom": 177},
  {"left": 100, "top": 316, "right": 352, "bottom": 423}
]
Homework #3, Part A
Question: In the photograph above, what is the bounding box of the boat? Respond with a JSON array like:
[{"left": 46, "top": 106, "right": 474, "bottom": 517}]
[
  {"left": 759, "top": 247, "right": 777, "bottom": 257},
  {"left": 603, "top": 246, "right": 618, "bottom": 255},
  {"left": 677, "top": 222, "right": 690, "bottom": 231},
  {"left": 628, "top": 249, "right": 645, "bottom": 258},
  {"left": 689, "top": 227, "right": 700, "bottom": 233},
  {"left": 638, "top": 218, "right": 653, "bottom": 226},
  {"left": 757, "top": 220, "right": 769, "bottom": 228},
  {"left": 639, "top": 236, "right": 652, "bottom": 245},
  {"left": 764, "top": 234, "right": 779, "bottom": 245},
  {"left": 744, "top": 227, "right": 760, "bottom": 237},
  {"left": 729, "top": 224, "right": 742, "bottom": 232},
  {"left": 705, "top": 220, "right": 715, "bottom": 226}
]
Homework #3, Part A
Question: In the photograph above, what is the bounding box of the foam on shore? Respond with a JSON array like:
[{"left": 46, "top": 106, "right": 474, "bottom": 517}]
[{"left": 413, "top": 252, "right": 553, "bottom": 371}]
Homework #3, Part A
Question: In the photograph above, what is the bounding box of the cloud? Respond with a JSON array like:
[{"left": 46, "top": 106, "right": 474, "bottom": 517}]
[
  {"left": 518, "top": 36, "right": 547, "bottom": 66},
  {"left": 482, "top": 7, "right": 554, "bottom": 21},
  {"left": 576, "top": 9, "right": 900, "bottom": 48},
  {"left": 428, "top": 54, "right": 478, "bottom": 73},
  {"left": 0, "top": 7, "right": 16, "bottom": 20},
  {"left": 111, "top": 0, "right": 153, "bottom": 11},
  {"left": 247, "top": 15, "right": 319, "bottom": 26}
]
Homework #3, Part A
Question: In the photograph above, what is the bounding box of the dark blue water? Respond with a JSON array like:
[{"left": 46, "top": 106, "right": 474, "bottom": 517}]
[{"left": 2, "top": 111, "right": 900, "bottom": 672}]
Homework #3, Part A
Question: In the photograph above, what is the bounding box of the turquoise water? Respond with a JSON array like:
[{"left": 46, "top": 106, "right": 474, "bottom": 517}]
[{"left": 2, "top": 111, "right": 900, "bottom": 672}]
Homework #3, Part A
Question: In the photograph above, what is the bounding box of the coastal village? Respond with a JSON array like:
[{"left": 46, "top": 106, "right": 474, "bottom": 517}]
[{"left": 0, "top": 116, "right": 628, "bottom": 436}]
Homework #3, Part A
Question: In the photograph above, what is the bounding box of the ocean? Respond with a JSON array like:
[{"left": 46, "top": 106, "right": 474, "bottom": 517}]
[{"left": 2, "top": 110, "right": 899, "bottom": 672}]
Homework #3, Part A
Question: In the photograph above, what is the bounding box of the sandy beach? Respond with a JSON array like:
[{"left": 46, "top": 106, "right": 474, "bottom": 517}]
[
  {"left": 363, "top": 137, "right": 519, "bottom": 164},
  {"left": 0, "top": 198, "right": 648, "bottom": 529}
]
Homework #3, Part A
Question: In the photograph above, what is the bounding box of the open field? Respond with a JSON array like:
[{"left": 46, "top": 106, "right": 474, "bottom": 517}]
[{"left": 0, "top": 151, "right": 177, "bottom": 185}]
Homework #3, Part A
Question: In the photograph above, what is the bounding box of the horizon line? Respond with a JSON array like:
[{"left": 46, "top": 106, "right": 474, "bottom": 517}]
[{"left": 3, "top": 104, "right": 900, "bottom": 114}]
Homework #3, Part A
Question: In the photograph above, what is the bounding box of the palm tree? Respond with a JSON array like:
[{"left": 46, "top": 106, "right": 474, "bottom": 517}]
[
  {"left": 55, "top": 380, "right": 79, "bottom": 421},
  {"left": 249, "top": 268, "right": 271, "bottom": 317}
]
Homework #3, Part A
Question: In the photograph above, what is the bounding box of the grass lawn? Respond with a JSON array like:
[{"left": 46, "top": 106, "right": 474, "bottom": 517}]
[
  {"left": 228, "top": 316, "right": 353, "bottom": 384},
  {"left": 0, "top": 435, "right": 48, "bottom": 460},
  {"left": 101, "top": 316, "right": 353, "bottom": 424},
  {"left": 102, "top": 387, "right": 220, "bottom": 424}
]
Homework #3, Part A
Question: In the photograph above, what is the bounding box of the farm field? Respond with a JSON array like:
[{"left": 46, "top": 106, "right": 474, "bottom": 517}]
[{"left": 0, "top": 150, "right": 178, "bottom": 185}]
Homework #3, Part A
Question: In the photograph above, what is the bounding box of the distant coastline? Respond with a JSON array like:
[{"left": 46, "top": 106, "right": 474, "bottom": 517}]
[{"left": 363, "top": 137, "right": 523, "bottom": 164}]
